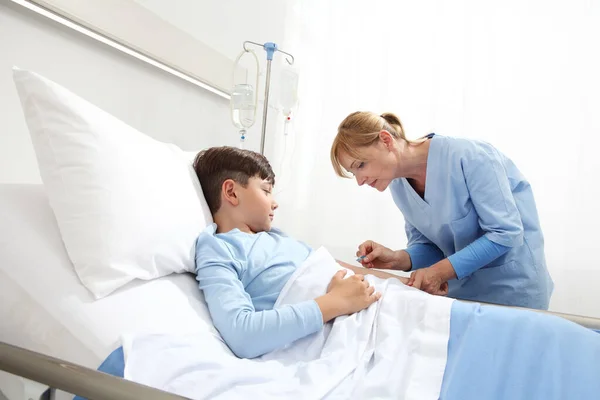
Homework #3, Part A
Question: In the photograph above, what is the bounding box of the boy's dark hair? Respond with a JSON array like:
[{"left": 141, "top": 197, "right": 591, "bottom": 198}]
[{"left": 193, "top": 146, "right": 275, "bottom": 214}]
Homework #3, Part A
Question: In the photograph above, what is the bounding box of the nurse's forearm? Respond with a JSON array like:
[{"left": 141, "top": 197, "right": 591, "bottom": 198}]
[
  {"left": 404, "top": 244, "right": 445, "bottom": 270},
  {"left": 447, "top": 236, "right": 510, "bottom": 279}
]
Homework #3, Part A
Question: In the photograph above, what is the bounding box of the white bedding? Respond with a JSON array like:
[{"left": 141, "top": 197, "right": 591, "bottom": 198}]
[
  {"left": 1, "top": 184, "right": 453, "bottom": 400},
  {"left": 123, "top": 247, "right": 454, "bottom": 400},
  {"left": 0, "top": 184, "right": 216, "bottom": 369}
]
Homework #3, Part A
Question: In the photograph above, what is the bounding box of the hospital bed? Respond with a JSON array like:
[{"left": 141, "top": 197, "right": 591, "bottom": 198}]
[
  {"left": 1, "top": 183, "right": 600, "bottom": 400},
  {"left": 1, "top": 4, "right": 599, "bottom": 397},
  {"left": 0, "top": 185, "right": 214, "bottom": 398},
  {"left": 0, "top": 183, "right": 218, "bottom": 399}
]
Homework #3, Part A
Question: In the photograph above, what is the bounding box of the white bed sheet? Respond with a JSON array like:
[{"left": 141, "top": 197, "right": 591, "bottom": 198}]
[{"left": 0, "top": 184, "right": 216, "bottom": 370}]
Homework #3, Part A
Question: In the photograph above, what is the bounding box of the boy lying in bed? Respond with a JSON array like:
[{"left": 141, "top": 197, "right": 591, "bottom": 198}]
[{"left": 193, "top": 146, "right": 423, "bottom": 359}]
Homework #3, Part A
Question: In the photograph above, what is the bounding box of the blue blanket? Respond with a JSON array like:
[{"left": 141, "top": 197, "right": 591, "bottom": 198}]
[
  {"left": 442, "top": 302, "right": 600, "bottom": 399},
  {"left": 75, "top": 302, "right": 600, "bottom": 400}
]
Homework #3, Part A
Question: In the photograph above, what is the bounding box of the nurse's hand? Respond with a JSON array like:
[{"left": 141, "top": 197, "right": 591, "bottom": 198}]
[
  {"left": 407, "top": 267, "right": 449, "bottom": 296},
  {"left": 356, "top": 240, "right": 409, "bottom": 271}
]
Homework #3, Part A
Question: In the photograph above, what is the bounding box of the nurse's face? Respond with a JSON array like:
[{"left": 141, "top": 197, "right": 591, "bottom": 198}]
[{"left": 339, "top": 133, "right": 400, "bottom": 192}]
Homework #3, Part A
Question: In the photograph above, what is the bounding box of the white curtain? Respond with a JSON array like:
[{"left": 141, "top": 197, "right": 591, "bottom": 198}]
[{"left": 270, "top": 0, "right": 600, "bottom": 316}]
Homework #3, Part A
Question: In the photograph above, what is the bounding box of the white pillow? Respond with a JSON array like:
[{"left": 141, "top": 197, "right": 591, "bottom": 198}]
[
  {"left": 12, "top": 67, "right": 213, "bottom": 299},
  {"left": 0, "top": 184, "right": 218, "bottom": 369}
]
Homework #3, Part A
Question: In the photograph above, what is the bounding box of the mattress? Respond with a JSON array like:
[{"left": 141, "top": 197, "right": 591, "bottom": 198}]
[{"left": 0, "top": 184, "right": 216, "bottom": 370}]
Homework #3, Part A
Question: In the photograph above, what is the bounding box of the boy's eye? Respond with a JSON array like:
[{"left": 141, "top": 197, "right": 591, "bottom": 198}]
[{"left": 358, "top": 162, "right": 365, "bottom": 169}]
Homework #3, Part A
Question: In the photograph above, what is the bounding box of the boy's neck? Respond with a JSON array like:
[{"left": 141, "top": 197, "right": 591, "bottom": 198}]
[{"left": 213, "top": 212, "right": 253, "bottom": 234}]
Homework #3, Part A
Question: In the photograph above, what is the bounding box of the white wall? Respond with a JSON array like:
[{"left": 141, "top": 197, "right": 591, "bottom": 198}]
[
  {"left": 133, "top": 0, "right": 296, "bottom": 157},
  {"left": 277, "top": 0, "right": 600, "bottom": 318},
  {"left": 0, "top": 0, "right": 250, "bottom": 184},
  {"left": 30, "top": 0, "right": 237, "bottom": 94},
  {"left": 1, "top": 0, "right": 295, "bottom": 186},
  {"left": 2, "top": 0, "right": 598, "bottom": 319},
  {"left": 129, "top": 0, "right": 600, "bottom": 318},
  {"left": 133, "top": 0, "right": 291, "bottom": 62}
]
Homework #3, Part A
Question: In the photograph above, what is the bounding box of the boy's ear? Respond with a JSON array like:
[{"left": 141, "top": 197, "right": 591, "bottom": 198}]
[{"left": 221, "top": 179, "right": 240, "bottom": 206}]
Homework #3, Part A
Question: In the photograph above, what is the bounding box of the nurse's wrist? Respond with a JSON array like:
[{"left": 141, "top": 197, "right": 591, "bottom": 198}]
[
  {"left": 393, "top": 250, "right": 412, "bottom": 272},
  {"left": 430, "top": 259, "right": 457, "bottom": 281}
]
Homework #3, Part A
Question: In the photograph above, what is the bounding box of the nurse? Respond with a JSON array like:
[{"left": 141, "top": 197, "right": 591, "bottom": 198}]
[{"left": 330, "top": 111, "right": 554, "bottom": 309}]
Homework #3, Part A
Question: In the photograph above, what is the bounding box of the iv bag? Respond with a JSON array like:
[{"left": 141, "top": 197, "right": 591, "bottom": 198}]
[
  {"left": 279, "top": 68, "right": 299, "bottom": 115},
  {"left": 231, "top": 83, "right": 256, "bottom": 130}
]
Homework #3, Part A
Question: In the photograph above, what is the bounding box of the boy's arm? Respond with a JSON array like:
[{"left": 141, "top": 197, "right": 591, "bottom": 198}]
[
  {"left": 197, "top": 263, "right": 323, "bottom": 359},
  {"left": 336, "top": 259, "right": 409, "bottom": 284}
]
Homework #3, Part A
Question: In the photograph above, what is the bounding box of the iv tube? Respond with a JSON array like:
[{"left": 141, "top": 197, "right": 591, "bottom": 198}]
[
  {"left": 279, "top": 67, "right": 299, "bottom": 137},
  {"left": 279, "top": 68, "right": 299, "bottom": 117}
]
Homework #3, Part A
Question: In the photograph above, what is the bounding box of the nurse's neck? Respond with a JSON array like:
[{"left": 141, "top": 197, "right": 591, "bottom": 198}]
[{"left": 397, "top": 138, "right": 431, "bottom": 182}]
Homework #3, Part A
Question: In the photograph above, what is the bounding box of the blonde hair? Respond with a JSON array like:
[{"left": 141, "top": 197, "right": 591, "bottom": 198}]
[{"left": 330, "top": 111, "right": 407, "bottom": 178}]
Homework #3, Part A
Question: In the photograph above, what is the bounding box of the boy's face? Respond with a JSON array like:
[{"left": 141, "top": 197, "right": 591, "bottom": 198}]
[{"left": 237, "top": 176, "right": 278, "bottom": 233}]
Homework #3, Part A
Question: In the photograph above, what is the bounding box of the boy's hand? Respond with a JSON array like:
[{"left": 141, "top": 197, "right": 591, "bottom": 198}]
[{"left": 316, "top": 270, "right": 381, "bottom": 323}]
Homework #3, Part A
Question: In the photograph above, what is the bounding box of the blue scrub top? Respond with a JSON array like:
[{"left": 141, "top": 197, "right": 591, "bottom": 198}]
[{"left": 389, "top": 134, "right": 553, "bottom": 309}]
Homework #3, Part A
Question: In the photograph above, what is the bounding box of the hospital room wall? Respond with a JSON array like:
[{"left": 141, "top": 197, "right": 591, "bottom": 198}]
[
  {"left": 0, "top": 0, "right": 278, "bottom": 184},
  {"left": 130, "top": 0, "right": 298, "bottom": 164},
  {"left": 134, "top": 0, "right": 600, "bottom": 319},
  {"left": 0, "top": 0, "right": 295, "bottom": 184},
  {"left": 2, "top": 0, "right": 599, "bottom": 320},
  {"left": 271, "top": 0, "right": 600, "bottom": 318}
]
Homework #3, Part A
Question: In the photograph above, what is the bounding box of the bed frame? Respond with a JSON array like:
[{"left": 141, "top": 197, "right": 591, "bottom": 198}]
[
  {"left": 463, "top": 299, "right": 600, "bottom": 330},
  {"left": 2, "top": 303, "right": 599, "bottom": 400},
  {"left": 0, "top": 342, "right": 186, "bottom": 400}
]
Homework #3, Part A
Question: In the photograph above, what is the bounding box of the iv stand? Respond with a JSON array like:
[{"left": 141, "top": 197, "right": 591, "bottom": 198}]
[{"left": 242, "top": 41, "right": 295, "bottom": 155}]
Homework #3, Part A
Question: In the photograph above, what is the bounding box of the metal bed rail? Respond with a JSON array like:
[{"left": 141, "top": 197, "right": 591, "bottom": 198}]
[
  {"left": 0, "top": 342, "right": 189, "bottom": 400},
  {"left": 461, "top": 300, "right": 600, "bottom": 330}
]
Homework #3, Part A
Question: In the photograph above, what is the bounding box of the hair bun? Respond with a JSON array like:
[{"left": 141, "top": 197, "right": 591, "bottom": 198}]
[{"left": 380, "top": 113, "right": 401, "bottom": 126}]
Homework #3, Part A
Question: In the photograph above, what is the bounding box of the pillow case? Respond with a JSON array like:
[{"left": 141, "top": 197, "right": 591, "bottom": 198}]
[{"left": 12, "top": 67, "right": 212, "bottom": 299}]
